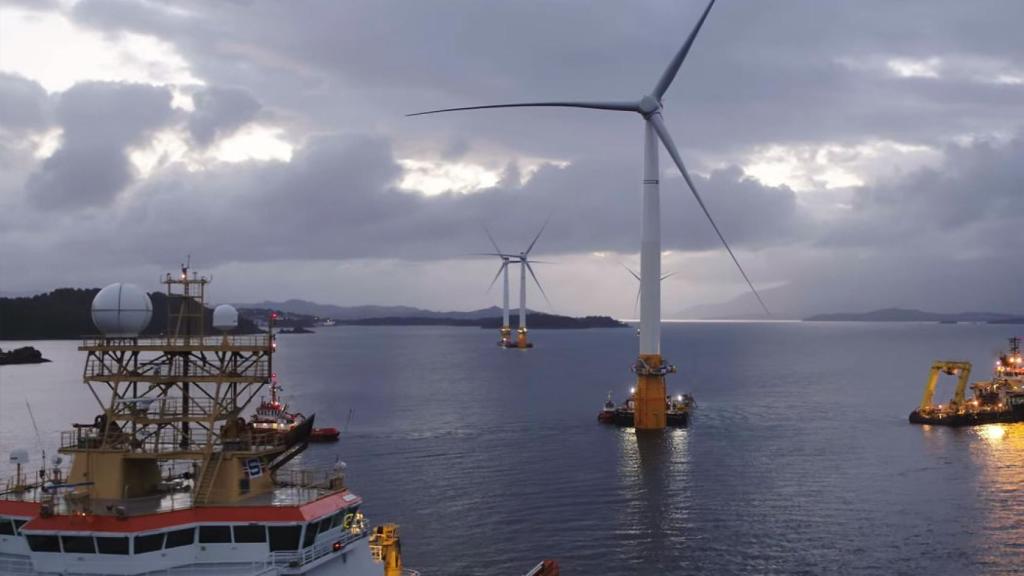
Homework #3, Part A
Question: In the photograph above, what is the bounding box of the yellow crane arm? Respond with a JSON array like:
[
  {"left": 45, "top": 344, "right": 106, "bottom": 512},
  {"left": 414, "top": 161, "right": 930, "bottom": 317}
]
[{"left": 920, "top": 361, "right": 973, "bottom": 411}]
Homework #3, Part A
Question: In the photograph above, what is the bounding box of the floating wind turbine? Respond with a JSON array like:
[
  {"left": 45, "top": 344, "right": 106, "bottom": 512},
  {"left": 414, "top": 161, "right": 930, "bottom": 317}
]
[
  {"left": 478, "top": 221, "right": 550, "bottom": 348},
  {"left": 514, "top": 220, "right": 550, "bottom": 348},
  {"left": 412, "top": 0, "right": 768, "bottom": 426},
  {"left": 622, "top": 263, "right": 675, "bottom": 320},
  {"left": 481, "top": 226, "right": 514, "bottom": 346}
]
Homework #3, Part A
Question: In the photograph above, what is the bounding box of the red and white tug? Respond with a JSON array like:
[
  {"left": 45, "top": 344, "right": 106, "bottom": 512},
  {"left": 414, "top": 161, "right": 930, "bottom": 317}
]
[
  {"left": 250, "top": 378, "right": 340, "bottom": 443},
  {"left": 0, "top": 267, "right": 411, "bottom": 576}
]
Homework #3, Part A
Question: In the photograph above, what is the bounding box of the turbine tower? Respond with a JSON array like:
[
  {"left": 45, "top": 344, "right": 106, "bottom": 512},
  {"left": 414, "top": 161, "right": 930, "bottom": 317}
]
[
  {"left": 481, "top": 222, "right": 550, "bottom": 349},
  {"left": 412, "top": 0, "right": 768, "bottom": 428},
  {"left": 483, "top": 227, "right": 513, "bottom": 346}
]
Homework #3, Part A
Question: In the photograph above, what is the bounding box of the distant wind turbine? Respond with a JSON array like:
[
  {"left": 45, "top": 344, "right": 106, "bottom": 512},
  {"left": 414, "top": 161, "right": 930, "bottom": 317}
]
[
  {"left": 622, "top": 263, "right": 674, "bottom": 320},
  {"left": 412, "top": 0, "right": 768, "bottom": 427},
  {"left": 479, "top": 222, "right": 550, "bottom": 348}
]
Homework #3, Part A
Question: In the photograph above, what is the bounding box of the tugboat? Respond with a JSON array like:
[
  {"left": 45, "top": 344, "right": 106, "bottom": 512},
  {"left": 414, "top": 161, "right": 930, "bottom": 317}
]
[
  {"left": 909, "top": 337, "right": 1024, "bottom": 426},
  {"left": 0, "top": 266, "right": 411, "bottom": 575},
  {"left": 249, "top": 378, "right": 340, "bottom": 443},
  {"left": 598, "top": 389, "right": 694, "bottom": 427}
]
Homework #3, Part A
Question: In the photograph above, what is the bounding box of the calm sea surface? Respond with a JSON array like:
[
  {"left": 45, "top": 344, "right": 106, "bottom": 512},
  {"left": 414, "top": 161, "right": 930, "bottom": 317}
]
[{"left": 2, "top": 322, "right": 1023, "bottom": 575}]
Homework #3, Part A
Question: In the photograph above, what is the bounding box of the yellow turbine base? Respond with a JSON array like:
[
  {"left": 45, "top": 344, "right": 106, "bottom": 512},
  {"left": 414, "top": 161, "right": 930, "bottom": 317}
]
[{"left": 634, "top": 353, "right": 667, "bottom": 430}]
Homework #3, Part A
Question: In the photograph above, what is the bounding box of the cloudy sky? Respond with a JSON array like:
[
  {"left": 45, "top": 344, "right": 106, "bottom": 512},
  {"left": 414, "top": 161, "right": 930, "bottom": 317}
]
[{"left": 0, "top": 0, "right": 1021, "bottom": 318}]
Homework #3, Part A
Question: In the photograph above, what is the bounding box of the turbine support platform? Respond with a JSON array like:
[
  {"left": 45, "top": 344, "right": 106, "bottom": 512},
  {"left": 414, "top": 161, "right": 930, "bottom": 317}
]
[
  {"left": 633, "top": 354, "right": 675, "bottom": 429},
  {"left": 513, "top": 327, "right": 534, "bottom": 349},
  {"left": 598, "top": 358, "right": 693, "bottom": 429},
  {"left": 498, "top": 325, "right": 514, "bottom": 348}
]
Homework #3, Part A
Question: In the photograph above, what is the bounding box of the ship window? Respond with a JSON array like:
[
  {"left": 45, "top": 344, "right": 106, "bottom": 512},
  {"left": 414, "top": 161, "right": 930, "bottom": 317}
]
[
  {"left": 302, "top": 521, "right": 319, "bottom": 548},
  {"left": 317, "top": 516, "right": 333, "bottom": 533},
  {"left": 61, "top": 535, "right": 96, "bottom": 554},
  {"left": 134, "top": 532, "right": 165, "bottom": 554},
  {"left": 199, "top": 525, "right": 232, "bottom": 543},
  {"left": 0, "top": 519, "right": 13, "bottom": 535},
  {"left": 165, "top": 527, "right": 195, "bottom": 548},
  {"left": 233, "top": 524, "right": 266, "bottom": 543},
  {"left": 268, "top": 526, "right": 301, "bottom": 551},
  {"left": 26, "top": 534, "right": 61, "bottom": 552},
  {"left": 12, "top": 519, "right": 26, "bottom": 535},
  {"left": 96, "top": 536, "right": 129, "bottom": 555},
  {"left": 329, "top": 511, "right": 343, "bottom": 529}
]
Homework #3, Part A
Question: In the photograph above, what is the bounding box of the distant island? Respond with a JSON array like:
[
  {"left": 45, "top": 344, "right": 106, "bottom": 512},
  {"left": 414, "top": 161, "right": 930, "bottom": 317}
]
[
  {"left": 1, "top": 291, "right": 625, "bottom": 340},
  {"left": 235, "top": 300, "right": 626, "bottom": 330},
  {"left": 0, "top": 288, "right": 262, "bottom": 340},
  {"left": 0, "top": 346, "right": 50, "bottom": 365},
  {"left": 238, "top": 305, "right": 625, "bottom": 330},
  {"left": 804, "top": 308, "right": 1024, "bottom": 324},
  {"left": 334, "top": 313, "right": 626, "bottom": 329}
]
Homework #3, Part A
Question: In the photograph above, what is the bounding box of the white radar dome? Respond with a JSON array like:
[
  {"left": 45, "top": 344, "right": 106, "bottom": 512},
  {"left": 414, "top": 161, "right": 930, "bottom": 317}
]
[
  {"left": 213, "top": 304, "right": 239, "bottom": 332},
  {"left": 91, "top": 283, "right": 153, "bottom": 337},
  {"left": 9, "top": 449, "right": 29, "bottom": 465}
]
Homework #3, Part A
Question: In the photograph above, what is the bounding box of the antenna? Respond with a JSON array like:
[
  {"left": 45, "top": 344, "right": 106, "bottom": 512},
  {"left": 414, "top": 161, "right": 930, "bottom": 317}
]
[
  {"left": 25, "top": 398, "right": 45, "bottom": 480},
  {"left": 25, "top": 399, "right": 42, "bottom": 450}
]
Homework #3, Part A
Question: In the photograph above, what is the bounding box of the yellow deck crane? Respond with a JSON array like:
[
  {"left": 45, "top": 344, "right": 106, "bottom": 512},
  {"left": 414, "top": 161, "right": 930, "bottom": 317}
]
[{"left": 919, "top": 361, "right": 973, "bottom": 412}]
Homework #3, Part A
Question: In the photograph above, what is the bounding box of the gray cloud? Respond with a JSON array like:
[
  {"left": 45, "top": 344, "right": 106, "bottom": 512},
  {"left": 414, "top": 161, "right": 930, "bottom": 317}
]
[
  {"left": 187, "top": 86, "right": 262, "bottom": 146},
  {"left": 1, "top": 1, "right": 1022, "bottom": 316},
  {"left": 26, "top": 82, "right": 174, "bottom": 209},
  {"left": 823, "top": 133, "right": 1024, "bottom": 247},
  {"left": 0, "top": 73, "right": 50, "bottom": 132}
]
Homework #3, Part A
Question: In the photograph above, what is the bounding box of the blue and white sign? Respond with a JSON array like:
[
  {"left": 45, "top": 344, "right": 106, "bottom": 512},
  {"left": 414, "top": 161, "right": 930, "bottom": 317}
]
[{"left": 245, "top": 458, "right": 262, "bottom": 478}]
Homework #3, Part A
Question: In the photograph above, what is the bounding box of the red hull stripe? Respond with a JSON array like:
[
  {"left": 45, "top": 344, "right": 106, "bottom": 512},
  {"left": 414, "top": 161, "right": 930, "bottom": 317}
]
[{"left": 7, "top": 492, "right": 360, "bottom": 533}]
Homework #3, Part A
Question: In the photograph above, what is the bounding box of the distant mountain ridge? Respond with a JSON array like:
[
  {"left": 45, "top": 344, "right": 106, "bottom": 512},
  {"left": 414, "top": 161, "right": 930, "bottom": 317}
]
[
  {"left": 804, "top": 308, "right": 1024, "bottom": 323},
  {"left": 237, "top": 300, "right": 624, "bottom": 329},
  {"left": 238, "top": 299, "right": 534, "bottom": 321}
]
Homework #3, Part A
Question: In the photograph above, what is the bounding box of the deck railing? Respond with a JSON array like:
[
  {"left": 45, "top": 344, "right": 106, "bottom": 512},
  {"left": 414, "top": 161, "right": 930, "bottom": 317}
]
[
  {"left": 81, "top": 335, "right": 272, "bottom": 349},
  {"left": 59, "top": 426, "right": 285, "bottom": 455},
  {"left": 269, "top": 529, "right": 365, "bottom": 568}
]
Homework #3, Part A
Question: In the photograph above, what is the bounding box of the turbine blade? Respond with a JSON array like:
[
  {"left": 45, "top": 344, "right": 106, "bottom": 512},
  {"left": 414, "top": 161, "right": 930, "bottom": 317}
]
[
  {"left": 649, "top": 113, "right": 771, "bottom": 317},
  {"left": 482, "top": 224, "right": 503, "bottom": 254},
  {"left": 525, "top": 261, "right": 552, "bottom": 308},
  {"left": 660, "top": 272, "right": 677, "bottom": 281},
  {"left": 634, "top": 286, "right": 641, "bottom": 319},
  {"left": 486, "top": 261, "right": 506, "bottom": 293},
  {"left": 620, "top": 262, "right": 641, "bottom": 282},
  {"left": 652, "top": 0, "right": 718, "bottom": 101},
  {"left": 525, "top": 217, "right": 550, "bottom": 255},
  {"left": 408, "top": 100, "right": 641, "bottom": 117}
]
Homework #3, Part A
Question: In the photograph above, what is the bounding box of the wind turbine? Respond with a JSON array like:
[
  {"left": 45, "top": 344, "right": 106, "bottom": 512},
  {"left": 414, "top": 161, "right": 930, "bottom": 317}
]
[
  {"left": 482, "top": 227, "right": 513, "bottom": 346},
  {"left": 411, "top": 0, "right": 768, "bottom": 428},
  {"left": 622, "top": 263, "right": 674, "bottom": 321},
  {"left": 480, "top": 222, "right": 550, "bottom": 348}
]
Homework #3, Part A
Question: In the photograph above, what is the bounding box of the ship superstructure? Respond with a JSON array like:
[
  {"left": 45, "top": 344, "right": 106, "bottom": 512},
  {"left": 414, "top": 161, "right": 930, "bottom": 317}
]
[
  {"left": 0, "top": 266, "right": 408, "bottom": 575},
  {"left": 909, "top": 337, "right": 1024, "bottom": 426}
]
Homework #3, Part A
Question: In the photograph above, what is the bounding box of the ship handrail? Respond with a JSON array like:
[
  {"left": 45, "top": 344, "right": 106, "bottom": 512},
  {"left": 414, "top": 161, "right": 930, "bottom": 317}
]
[
  {"left": 59, "top": 425, "right": 288, "bottom": 455},
  {"left": 268, "top": 528, "right": 366, "bottom": 567},
  {"left": 80, "top": 334, "right": 273, "bottom": 349}
]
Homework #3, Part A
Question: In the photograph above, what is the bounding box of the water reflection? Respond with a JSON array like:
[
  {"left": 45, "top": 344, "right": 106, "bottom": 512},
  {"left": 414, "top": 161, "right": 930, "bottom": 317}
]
[
  {"left": 974, "top": 423, "right": 1007, "bottom": 443},
  {"left": 969, "top": 423, "right": 1024, "bottom": 568},
  {"left": 617, "top": 428, "right": 692, "bottom": 570}
]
